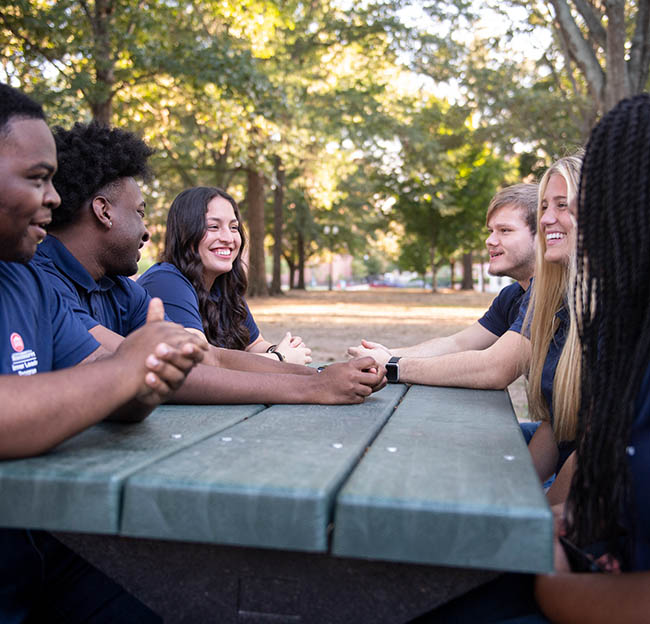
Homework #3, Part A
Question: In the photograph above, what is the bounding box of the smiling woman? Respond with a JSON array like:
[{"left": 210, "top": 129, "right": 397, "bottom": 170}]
[{"left": 138, "top": 186, "right": 312, "bottom": 365}]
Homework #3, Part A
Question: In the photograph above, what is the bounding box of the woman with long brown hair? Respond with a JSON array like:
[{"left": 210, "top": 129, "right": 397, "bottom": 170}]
[{"left": 139, "top": 186, "right": 311, "bottom": 364}]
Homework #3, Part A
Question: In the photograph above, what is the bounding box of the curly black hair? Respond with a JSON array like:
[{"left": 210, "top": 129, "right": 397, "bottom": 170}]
[
  {"left": 567, "top": 94, "right": 650, "bottom": 564},
  {"left": 162, "top": 187, "right": 251, "bottom": 350},
  {"left": 50, "top": 121, "right": 154, "bottom": 227},
  {"left": 0, "top": 83, "right": 45, "bottom": 137}
]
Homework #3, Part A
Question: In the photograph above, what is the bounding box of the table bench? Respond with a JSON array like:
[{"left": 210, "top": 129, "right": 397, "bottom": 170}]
[{"left": 0, "top": 384, "right": 551, "bottom": 623}]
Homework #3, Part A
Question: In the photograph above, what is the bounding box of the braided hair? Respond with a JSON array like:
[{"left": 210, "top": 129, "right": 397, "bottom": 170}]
[
  {"left": 162, "top": 186, "right": 250, "bottom": 350},
  {"left": 567, "top": 94, "right": 650, "bottom": 561}
]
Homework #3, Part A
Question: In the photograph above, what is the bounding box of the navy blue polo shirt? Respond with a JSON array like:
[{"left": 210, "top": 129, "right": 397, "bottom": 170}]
[
  {"left": 510, "top": 287, "right": 569, "bottom": 423},
  {"left": 627, "top": 362, "right": 650, "bottom": 570},
  {"left": 138, "top": 262, "right": 260, "bottom": 346},
  {"left": 33, "top": 236, "right": 152, "bottom": 336},
  {"left": 478, "top": 281, "right": 527, "bottom": 337},
  {"left": 0, "top": 261, "right": 99, "bottom": 375},
  {"left": 511, "top": 286, "right": 575, "bottom": 469}
]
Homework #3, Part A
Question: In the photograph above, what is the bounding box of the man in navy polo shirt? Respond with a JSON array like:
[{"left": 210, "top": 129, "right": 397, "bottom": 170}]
[
  {"left": 0, "top": 83, "right": 205, "bottom": 622},
  {"left": 348, "top": 183, "right": 537, "bottom": 363},
  {"left": 35, "top": 122, "right": 384, "bottom": 405}
]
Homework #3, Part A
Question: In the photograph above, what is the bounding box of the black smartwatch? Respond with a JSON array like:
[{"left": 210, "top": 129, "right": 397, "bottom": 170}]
[{"left": 386, "top": 356, "right": 401, "bottom": 383}]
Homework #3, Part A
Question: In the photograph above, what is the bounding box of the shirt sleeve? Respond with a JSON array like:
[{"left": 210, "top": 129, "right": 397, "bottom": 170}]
[
  {"left": 509, "top": 287, "right": 532, "bottom": 337},
  {"left": 138, "top": 268, "right": 204, "bottom": 332},
  {"left": 478, "top": 282, "right": 520, "bottom": 338},
  {"left": 49, "top": 286, "right": 101, "bottom": 369}
]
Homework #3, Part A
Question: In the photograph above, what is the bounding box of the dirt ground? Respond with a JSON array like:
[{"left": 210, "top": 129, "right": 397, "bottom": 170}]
[{"left": 248, "top": 287, "right": 529, "bottom": 420}]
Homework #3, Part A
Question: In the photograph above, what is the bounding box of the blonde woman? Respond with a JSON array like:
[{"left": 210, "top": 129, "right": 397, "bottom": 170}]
[
  {"left": 513, "top": 154, "right": 583, "bottom": 502},
  {"left": 352, "top": 155, "right": 583, "bottom": 501}
]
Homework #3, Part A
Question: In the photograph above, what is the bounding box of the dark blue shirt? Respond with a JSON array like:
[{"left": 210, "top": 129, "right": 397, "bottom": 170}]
[
  {"left": 33, "top": 236, "right": 152, "bottom": 336},
  {"left": 511, "top": 286, "right": 574, "bottom": 469},
  {"left": 0, "top": 261, "right": 99, "bottom": 375},
  {"left": 627, "top": 363, "right": 650, "bottom": 570},
  {"left": 478, "top": 281, "right": 527, "bottom": 337},
  {"left": 510, "top": 287, "right": 569, "bottom": 423},
  {"left": 138, "top": 262, "right": 260, "bottom": 346}
]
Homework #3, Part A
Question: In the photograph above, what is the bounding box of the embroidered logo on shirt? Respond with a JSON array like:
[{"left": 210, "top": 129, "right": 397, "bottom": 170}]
[
  {"left": 9, "top": 332, "right": 38, "bottom": 375},
  {"left": 10, "top": 332, "right": 24, "bottom": 352}
]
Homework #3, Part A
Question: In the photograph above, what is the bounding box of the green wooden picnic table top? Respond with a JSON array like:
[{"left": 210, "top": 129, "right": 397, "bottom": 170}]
[{"left": 0, "top": 384, "right": 552, "bottom": 573}]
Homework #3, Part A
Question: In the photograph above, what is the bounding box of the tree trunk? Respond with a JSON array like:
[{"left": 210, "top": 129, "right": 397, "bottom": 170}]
[
  {"left": 429, "top": 243, "right": 437, "bottom": 294},
  {"left": 89, "top": 0, "right": 115, "bottom": 124},
  {"left": 283, "top": 254, "right": 296, "bottom": 290},
  {"left": 246, "top": 169, "right": 268, "bottom": 296},
  {"left": 461, "top": 252, "right": 474, "bottom": 290},
  {"left": 297, "top": 230, "right": 306, "bottom": 290},
  {"left": 270, "top": 156, "right": 285, "bottom": 295},
  {"left": 449, "top": 257, "right": 455, "bottom": 289},
  {"left": 604, "top": 0, "right": 630, "bottom": 110}
]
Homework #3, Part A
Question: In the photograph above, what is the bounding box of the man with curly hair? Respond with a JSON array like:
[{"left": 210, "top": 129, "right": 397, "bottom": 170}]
[
  {"left": 0, "top": 83, "right": 206, "bottom": 622},
  {"left": 34, "top": 122, "right": 385, "bottom": 404}
]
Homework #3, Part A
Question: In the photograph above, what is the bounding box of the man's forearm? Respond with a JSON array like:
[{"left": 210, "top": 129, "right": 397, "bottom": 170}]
[
  {"left": 399, "top": 330, "right": 528, "bottom": 388},
  {"left": 0, "top": 360, "right": 141, "bottom": 458},
  {"left": 399, "top": 349, "right": 522, "bottom": 388},
  {"left": 170, "top": 365, "right": 317, "bottom": 404}
]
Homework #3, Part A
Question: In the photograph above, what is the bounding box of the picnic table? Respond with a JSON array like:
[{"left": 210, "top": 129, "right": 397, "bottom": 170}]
[{"left": 0, "top": 383, "right": 552, "bottom": 623}]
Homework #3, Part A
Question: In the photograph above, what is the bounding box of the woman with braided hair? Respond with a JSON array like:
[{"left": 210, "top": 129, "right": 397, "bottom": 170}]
[
  {"left": 410, "top": 94, "right": 650, "bottom": 623},
  {"left": 533, "top": 93, "right": 650, "bottom": 622}
]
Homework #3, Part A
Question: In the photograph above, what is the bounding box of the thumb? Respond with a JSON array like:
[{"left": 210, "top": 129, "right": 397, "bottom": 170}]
[{"left": 146, "top": 297, "right": 165, "bottom": 324}]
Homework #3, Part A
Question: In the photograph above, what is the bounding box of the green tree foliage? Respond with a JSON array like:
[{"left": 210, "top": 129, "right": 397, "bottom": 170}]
[
  {"left": 2, "top": 0, "right": 600, "bottom": 296},
  {"left": 0, "top": 0, "right": 271, "bottom": 123}
]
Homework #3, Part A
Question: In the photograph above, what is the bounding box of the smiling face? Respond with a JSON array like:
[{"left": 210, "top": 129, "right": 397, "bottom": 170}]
[
  {"left": 0, "top": 118, "right": 60, "bottom": 262},
  {"left": 485, "top": 203, "right": 536, "bottom": 285},
  {"left": 540, "top": 174, "right": 576, "bottom": 265},
  {"left": 198, "top": 195, "right": 242, "bottom": 288}
]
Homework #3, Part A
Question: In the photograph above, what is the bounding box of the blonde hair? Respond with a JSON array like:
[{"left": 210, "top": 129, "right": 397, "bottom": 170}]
[{"left": 525, "top": 153, "right": 583, "bottom": 441}]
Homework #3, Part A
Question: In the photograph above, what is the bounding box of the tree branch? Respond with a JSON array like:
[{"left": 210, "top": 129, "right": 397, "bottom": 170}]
[
  {"left": 78, "top": 0, "right": 92, "bottom": 23},
  {"left": 571, "top": 0, "right": 606, "bottom": 49},
  {"left": 548, "top": 0, "right": 605, "bottom": 105}
]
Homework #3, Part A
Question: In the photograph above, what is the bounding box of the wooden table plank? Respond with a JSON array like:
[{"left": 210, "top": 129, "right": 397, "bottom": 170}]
[
  {"left": 120, "top": 385, "right": 407, "bottom": 551},
  {"left": 331, "top": 385, "right": 553, "bottom": 573},
  {"left": 0, "top": 404, "right": 263, "bottom": 534}
]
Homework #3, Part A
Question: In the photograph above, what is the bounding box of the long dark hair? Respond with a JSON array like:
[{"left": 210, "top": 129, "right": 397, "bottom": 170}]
[
  {"left": 162, "top": 186, "right": 250, "bottom": 349},
  {"left": 567, "top": 94, "right": 650, "bottom": 562}
]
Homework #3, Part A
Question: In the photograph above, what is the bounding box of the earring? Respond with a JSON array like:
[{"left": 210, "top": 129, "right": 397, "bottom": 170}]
[{"left": 109, "top": 221, "right": 113, "bottom": 227}]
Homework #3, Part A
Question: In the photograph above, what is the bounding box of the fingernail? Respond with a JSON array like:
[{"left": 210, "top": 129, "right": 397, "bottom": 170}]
[{"left": 146, "top": 355, "right": 160, "bottom": 367}]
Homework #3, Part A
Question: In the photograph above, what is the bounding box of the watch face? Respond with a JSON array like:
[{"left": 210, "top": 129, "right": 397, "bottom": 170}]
[{"left": 386, "top": 357, "right": 400, "bottom": 383}]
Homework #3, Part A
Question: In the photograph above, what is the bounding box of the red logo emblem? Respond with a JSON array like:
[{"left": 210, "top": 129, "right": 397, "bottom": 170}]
[{"left": 10, "top": 333, "right": 24, "bottom": 352}]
